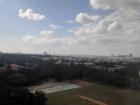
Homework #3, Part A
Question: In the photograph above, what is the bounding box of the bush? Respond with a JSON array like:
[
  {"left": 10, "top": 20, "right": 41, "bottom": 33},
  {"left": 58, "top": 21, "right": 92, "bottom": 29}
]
[
  {"left": 0, "top": 88, "right": 47, "bottom": 105},
  {"left": 5, "top": 73, "right": 28, "bottom": 86}
]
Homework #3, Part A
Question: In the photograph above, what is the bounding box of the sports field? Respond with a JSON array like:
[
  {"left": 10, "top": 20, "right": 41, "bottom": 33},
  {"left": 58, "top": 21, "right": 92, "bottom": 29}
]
[{"left": 47, "top": 82, "right": 140, "bottom": 105}]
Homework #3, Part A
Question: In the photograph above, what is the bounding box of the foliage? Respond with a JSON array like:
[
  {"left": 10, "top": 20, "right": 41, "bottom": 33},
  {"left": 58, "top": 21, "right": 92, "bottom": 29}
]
[{"left": 0, "top": 88, "right": 47, "bottom": 105}]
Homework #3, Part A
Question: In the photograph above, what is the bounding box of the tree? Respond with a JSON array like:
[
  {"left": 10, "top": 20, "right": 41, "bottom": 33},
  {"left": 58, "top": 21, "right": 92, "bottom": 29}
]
[
  {"left": 5, "top": 73, "right": 28, "bottom": 86},
  {"left": 0, "top": 88, "right": 47, "bottom": 105},
  {"left": 33, "top": 91, "right": 47, "bottom": 105}
]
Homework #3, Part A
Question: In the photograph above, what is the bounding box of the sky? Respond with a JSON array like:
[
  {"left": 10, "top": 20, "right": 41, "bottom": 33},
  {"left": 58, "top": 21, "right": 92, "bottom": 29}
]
[{"left": 0, "top": 0, "right": 140, "bottom": 56}]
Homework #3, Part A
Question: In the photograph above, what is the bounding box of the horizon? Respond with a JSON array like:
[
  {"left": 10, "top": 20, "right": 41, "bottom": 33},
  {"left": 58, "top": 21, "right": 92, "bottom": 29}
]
[{"left": 0, "top": 51, "right": 138, "bottom": 58}]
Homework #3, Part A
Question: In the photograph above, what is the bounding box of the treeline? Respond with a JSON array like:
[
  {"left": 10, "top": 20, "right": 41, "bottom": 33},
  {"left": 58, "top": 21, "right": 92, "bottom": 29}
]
[
  {"left": 0, "top": 88, "right": 47, "bottom": 105},
  {"left": 0, "top": 54, "right": 48, "bottom": 105},
  {"left": 0, "top": 61, "right": 140, "bottom": 88},
  {"left": 0, "top": 70, "right": 48, "bottom": 105}
]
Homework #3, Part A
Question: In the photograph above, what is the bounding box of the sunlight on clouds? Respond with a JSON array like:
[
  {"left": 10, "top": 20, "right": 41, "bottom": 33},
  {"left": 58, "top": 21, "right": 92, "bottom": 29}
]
[
  {"left": 18, "top": 8, "right": 45, "bottom": 21},
  {"left": 74, "top": 8, "right": 140, "bottom": 45},
  {"left": 107, "top": 21, "right": 122, "bottom": 32},
  {"left": 76, "top": 13, "right": 100, "bottom": 24},
  {"left": 90, "top": 0, "right": 140, "bottom": 10}
]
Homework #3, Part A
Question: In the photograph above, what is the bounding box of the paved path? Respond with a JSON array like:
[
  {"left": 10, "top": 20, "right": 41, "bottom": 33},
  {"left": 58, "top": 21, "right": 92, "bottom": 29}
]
[{"left": 79, "top": 95, "right": 108, "bottom": 105}]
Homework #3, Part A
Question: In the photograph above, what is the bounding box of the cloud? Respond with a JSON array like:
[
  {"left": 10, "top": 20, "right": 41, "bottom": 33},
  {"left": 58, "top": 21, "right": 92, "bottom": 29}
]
[
  {"left": 65, "top": 20, "right": 75, "bottom": 24},
  {"left": 22, "top": 27, "right": 91, "bottom": 47},
  {"left": 74, "top": 7, "right": 140, "bottom": 46},
  {"left": 22, "top": 30, "right": 57, "bottom": 45},
  {"left": 107, "top": 21, "right": 122, "bottom": 32},
  {"left": 90, "top": 0, "right": 140, "bottom": 10},
  {"left": 22, "top": 29, "right": 73, "bottom": 46},
  {"left": 0, "top": 38, "right": 37, "bottom": 54},
  {"left": 49, "top": 24, "right": 63, "bottom": 30},
  {"left": 76, "top": 13, "right": 100, "bottom": 24},
  {"left": 18, "top": 8, "right": 45, "bottom": 21}
]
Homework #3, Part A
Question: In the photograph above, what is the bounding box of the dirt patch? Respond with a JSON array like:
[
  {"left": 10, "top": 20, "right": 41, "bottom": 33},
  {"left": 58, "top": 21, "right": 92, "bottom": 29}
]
[
  {"left": 69, "top": 80, "right": 91, "bottom": 86},
  {"left": 79, "top": 95, "right": 108, "bottom": 105}
]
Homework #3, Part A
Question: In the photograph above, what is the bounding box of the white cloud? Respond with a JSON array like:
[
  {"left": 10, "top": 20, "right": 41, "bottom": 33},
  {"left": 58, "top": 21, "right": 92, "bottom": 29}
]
[
  {"left": 76, "top": 13, "right": 100, "bottom": 24},
  {"left": 49, "top": 24, "right": 63, "bottom": 30},
  {"left": 65, "top": 20, "right": 75, "bottom": 24},
  {"left": 40, "top": 30, "right": 55, "bottom": 35},
  {"left": 107, "top": 21, "right": 122, "bottom": 32},
  {"left": 22, "top": 30, "right": 57, "bottom": 45},
  {"left": 22, "top": 28, "right": 88, "bottom": 47},
  {"left": 18, "top": 8, "right": 45, "bottom": 21},
  {"left": 74, "top": 7, "right": 140, "bottom": 46},
  {"left": 49, "top": 25, "right": 57, "bottom": 29},
  {"left": 90, "top": 0, "right": 140, "bottom": 10}
]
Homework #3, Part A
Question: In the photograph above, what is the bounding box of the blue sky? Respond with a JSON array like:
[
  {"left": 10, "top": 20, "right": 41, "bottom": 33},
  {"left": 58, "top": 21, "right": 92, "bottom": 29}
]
[
  {"left": 0, "top": 0, "right": 86, "bottom": 37},
  {"left": 0, "top": 0, "right": 110, "bottom": 38},
  {"left": 0, "top": 0, "right": 140, "bottom": 56}
]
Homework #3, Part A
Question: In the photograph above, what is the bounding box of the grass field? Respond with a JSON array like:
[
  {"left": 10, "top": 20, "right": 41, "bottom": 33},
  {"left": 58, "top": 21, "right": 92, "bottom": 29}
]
[{"left": 47, "top": 83, "right": 140, "bottom": 105}]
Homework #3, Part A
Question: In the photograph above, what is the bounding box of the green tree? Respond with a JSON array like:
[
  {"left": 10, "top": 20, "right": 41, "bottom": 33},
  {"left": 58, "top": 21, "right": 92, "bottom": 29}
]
[{"left": 5, "top": 73, "right": 28, "bottom": 86}]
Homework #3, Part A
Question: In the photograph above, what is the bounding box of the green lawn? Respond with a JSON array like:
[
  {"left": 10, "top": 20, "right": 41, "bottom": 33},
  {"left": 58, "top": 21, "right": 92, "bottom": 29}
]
[{"left": 47, "top": 83, "right": 140, "bottom": 105}]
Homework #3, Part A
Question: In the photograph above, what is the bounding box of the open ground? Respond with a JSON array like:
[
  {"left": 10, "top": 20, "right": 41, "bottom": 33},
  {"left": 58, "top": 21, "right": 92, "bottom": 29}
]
[{"left": 46, "top": 82, "right": 140, "bottom": 105}]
